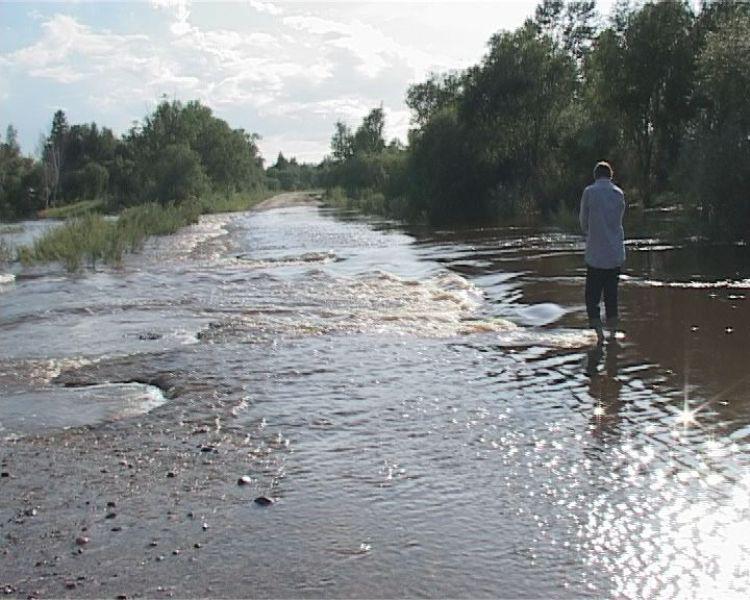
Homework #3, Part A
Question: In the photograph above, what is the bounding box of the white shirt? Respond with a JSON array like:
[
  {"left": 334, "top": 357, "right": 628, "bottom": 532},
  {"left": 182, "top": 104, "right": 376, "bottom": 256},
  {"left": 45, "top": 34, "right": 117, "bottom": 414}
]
[{"left": 579, "top": 178, "right": 626, "bottom": 269}]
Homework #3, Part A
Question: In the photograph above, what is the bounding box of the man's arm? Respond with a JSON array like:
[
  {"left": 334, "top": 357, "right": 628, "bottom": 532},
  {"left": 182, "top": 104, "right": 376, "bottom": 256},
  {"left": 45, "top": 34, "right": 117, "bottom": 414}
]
[{"left": 579, "top": 189, "right": 589, "bottom": 234}]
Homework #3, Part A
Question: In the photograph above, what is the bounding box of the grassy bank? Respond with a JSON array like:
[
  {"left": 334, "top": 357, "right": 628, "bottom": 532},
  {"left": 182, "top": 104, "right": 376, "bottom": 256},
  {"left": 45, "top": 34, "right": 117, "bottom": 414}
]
[
  {"left": 22, "top": 190, "right": 273, "bottom": 271},
  {"left": 39, "top": 199, "right": 106, "bottom": 220}
]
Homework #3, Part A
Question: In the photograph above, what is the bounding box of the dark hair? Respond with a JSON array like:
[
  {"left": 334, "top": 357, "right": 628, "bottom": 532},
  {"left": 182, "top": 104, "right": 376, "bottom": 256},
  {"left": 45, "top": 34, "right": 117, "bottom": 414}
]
[{"left": 594, "top": 161, "right": 613, "bottom": 179}]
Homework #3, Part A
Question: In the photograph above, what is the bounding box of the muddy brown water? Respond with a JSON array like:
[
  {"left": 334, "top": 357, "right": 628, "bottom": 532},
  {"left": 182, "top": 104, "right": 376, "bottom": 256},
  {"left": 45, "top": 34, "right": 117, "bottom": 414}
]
[{"left": 1, "top": 197, "right": 749, "bottom": 598}]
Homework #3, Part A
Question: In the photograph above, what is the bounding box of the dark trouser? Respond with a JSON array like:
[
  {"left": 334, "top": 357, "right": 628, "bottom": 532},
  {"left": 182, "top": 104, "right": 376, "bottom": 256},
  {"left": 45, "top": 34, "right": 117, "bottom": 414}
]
[{"left": 585, "top": 266, "right": 620, "bottom": 326}]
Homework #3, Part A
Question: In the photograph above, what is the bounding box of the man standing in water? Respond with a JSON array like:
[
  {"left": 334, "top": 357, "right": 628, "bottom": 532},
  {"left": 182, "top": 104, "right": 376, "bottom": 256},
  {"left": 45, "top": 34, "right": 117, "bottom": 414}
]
[{"left": 579, "top": 161, "right": 626, "bottom": 344}]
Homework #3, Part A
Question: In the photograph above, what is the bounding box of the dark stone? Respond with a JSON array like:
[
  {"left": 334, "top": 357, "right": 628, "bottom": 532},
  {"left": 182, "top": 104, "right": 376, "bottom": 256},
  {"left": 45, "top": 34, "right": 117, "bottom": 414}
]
[
  {"left": 0, "top": 472, "right": 9, "bottom": 478},
  {"left": 254, "top": 496, "right": 274, "bottom": 506},
  {"left": 166, "top": 471, "right": 176, "bottom": 478},
  {"left": 105, "top": 513, "right": 117, "bottom": 520},
  {"left": 138, "top": 332, "right": 162, "bottom": 341},
  {"left": 75, "top": 536, "right": 90, "bottom": 546},
  {"left": 237, "top": 475, "right": 252, "bottom": 486}
]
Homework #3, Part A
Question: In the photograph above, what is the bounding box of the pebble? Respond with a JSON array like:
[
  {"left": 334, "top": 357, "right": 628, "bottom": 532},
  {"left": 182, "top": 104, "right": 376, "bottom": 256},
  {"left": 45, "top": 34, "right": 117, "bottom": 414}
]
[
  {"left": 201, "top": 522, "right": 209, "bottom": 531},
  {"left": 64, "top": 581, "right": 77, "bottom": 590},
  {"left": 111, "top": 527, "right": 122, "bottom": 532},
  {"left": 254, "top": 496, "right": 274, "bottom": 506},
  {"left": 156, "top": 555, "right": 165, "bottom": 562},
  {"left": 24, "top": 508, "right": 38, "bottom": 517},
  {"left": 0, "top": 472, "right": 9, "bottom": 478},
  {"left": 105, "top": 513, "right": 117, "bottom": 520},
  {"left": 75, "top": 536, "right": 90, "bottom": 546},
  {"left": 149, "top": 541, "right": 159, "bottom": 547},
  {"left": 166, "top": 471, "right": 176, "bottom": 478},
  {"left": 193, "top": 543, "right": 202, "bottom": 549},
  {"left": 237, "top": 476, "right": 252, "bottom": 486},
  {"left": 107, "top": 501, "right": 117, "bottom": 508},
  {"left": 172, "top": 549, "right": 181, "bottom": 556}
]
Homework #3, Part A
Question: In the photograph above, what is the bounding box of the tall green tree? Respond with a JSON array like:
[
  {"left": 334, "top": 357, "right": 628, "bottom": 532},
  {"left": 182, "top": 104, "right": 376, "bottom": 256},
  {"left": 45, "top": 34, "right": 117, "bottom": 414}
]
[{"left": 588, "top": 1, "right": 695, "bottom": 205}]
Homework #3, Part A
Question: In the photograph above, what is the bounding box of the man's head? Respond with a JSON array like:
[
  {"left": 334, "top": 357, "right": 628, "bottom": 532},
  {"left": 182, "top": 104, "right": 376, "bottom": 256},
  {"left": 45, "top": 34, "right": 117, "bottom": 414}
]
[{"left": 594, "top": 161, "right": 613, "bottom": 180}]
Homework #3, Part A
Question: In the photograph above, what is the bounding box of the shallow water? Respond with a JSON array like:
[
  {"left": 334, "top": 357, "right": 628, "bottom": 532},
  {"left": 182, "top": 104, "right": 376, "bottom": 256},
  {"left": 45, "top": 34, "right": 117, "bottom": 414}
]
[{"left": 1, "top": 203, "right": 749, "bottom": 598}]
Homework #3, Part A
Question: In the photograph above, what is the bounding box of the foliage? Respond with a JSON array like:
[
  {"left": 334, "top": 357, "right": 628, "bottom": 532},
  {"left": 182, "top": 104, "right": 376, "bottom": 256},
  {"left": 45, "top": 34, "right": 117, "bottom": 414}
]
[
  {"left": 321, "top": 0, "right": 750, "bottom": 240},
  {"left": 1, "top": 98, "right": 266, "bottom": 220},
  {"left": 266, "top": 152, "right": 319, "bottom": 191}
]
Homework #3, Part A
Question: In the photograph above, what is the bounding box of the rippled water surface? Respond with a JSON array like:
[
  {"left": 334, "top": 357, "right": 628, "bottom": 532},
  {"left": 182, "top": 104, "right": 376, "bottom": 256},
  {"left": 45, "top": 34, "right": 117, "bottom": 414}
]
[{"left": 1, "top": 202, "right": 749, "bottom": 598}]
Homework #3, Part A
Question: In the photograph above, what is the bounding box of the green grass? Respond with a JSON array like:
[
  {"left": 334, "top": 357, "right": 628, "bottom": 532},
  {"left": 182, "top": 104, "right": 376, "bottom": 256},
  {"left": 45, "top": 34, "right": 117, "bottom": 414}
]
[
  {"left": 0, "top": 238, "right": 15, "bottom": 263},
  {"left": 40, "top": 199, "right": 105, "bottom": 219},
  {"left": 20, "top": 190, "right": 276, "bottom": 272}
]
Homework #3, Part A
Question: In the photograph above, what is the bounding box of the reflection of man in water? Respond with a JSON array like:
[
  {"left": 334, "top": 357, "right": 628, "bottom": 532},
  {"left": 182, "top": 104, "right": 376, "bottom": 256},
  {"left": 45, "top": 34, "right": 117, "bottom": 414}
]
[{"left": 579, "top": 161, "right": 626, "bottom": 344}]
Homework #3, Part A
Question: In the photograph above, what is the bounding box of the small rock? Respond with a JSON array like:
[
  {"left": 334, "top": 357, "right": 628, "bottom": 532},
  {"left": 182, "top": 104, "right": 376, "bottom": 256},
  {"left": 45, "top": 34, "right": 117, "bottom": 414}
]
[
  {"left": 105, "top": 512, "right": 117, "bottom": 520},
  {"left": 138, "top": 332, "right": 162, "bottom": 341},
  {"left": 199, "top": 446, "right": 216, "bottom": 453},
  {"left": 201, "top": 522, "right": 209, "bottom": 531},
  {"left": 172, "top": 549, "right": 181, "bottom": 556},
  {"left": 3, "top": 585, "right": 16, "bottom": 595},
  {"left": 111, "top": 527, "right": 122, "bottom": 532},
  {"left": 24, "top": 507, "right": 38, "bottom": 517},
  {"left": 166, "top": 471, "right": 176, "bottom": 478},
  {"left": 193, "top": 543, "right": 202, "bottom": 549},
  {"left": 254, "top": 496, "right": 274, "bottom": 506},
  {"left": 237, "top": 475, "right": 252, "bottom": 486},
  {"left": 116, "top": 595, "right": 128, "bottom": 600},
  {"left": 156, "top": 555, "right": 165, "bottom": 562},
  {"left": 75, "top": 536, "right": 90, "bottom": 546},
  {"left": 64, "top": 581, "right": 77, "bottom": 590},
  {"left": 106, "top": 501, "right": 116, "bottom": 508},
  {"left": 149, "top": 541, "right": 159, "bottom": 547},
  {"left": 0, "top": 472, "right": 9, "bottom": 478}
]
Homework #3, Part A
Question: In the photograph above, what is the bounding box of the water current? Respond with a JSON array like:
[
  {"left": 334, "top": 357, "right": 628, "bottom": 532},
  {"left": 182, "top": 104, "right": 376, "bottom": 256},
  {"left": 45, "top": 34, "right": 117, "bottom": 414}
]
[{"left": 1, "top": 197, "right": 749, "bottom": 598}]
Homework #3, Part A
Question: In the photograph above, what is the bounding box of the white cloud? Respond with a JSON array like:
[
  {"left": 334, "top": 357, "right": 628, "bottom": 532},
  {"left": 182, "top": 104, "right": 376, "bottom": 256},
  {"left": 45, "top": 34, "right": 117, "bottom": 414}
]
[{"left": 248, "top": 0, "right": 284, "bottom": 16}]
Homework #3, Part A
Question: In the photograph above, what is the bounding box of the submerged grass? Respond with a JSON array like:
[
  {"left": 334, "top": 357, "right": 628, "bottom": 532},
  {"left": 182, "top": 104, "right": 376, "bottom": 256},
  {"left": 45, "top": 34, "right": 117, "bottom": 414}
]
[{"left": 21, "top": 189, "right": 273, "bottom": 272}]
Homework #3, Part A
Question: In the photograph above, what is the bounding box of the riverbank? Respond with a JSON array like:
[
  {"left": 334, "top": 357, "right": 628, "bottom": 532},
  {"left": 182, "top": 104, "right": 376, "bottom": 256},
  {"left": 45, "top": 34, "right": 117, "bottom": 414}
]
[{"left": 13, "top": 190, "right": 310, "bottom": 272}]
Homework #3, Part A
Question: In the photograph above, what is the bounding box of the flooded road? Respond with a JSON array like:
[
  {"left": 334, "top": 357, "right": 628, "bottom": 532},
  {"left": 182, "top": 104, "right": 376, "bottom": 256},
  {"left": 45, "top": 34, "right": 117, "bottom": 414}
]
[{"left": 1, "top": 193, "right": 749, "bottom": 598}]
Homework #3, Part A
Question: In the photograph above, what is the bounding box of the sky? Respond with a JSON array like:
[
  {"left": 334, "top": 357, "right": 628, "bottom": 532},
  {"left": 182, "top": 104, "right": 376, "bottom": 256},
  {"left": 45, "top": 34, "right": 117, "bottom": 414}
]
[{"left": 0, "top": 0, "right": 619, "bottom": 165}]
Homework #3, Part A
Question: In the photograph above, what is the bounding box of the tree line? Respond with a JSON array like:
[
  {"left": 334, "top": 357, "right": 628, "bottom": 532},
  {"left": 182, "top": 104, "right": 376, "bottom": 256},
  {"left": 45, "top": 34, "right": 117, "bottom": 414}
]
[
  {"left": 322, "top": 0, "right": 750, "bottom": 240},
  {"left": 0, "top": 99, "right": 271, "bottom": 219}
]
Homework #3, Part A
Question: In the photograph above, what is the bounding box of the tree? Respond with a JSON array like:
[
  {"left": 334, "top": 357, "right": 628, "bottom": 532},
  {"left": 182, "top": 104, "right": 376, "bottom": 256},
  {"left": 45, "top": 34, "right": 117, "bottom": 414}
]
[
  {"left": 533, "top": 0, "right": 597, "bottom": 62},
  {"left": 587, "top": 1, "right": 696, "bottom": 205},
  {"left": 42, "top": 109, "right": 69, "bottom": 207},
  {"left": 353, "top": 106, "right": 386, "bottom": 155},
  {"left": 330, "top": 121, "right": 354, "bottom": 162},
  {"left": 406, "top": 72, "right": 463, "bottom": 128},
  {"left": 153, "top": 144, "right": 207, "bottom": 204},
  {"left": 685, "top": 11, "right": 750, "bottom": 237}
]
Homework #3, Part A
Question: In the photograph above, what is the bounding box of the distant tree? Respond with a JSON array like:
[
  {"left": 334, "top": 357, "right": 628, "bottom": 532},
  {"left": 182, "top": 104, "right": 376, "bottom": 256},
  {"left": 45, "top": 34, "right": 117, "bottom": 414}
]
[
  {"left": 353, "top": 107, "right": 386, "bottom": 155},
  {"left": 330, "top": 121, "right": 354, "bottom": 162}
]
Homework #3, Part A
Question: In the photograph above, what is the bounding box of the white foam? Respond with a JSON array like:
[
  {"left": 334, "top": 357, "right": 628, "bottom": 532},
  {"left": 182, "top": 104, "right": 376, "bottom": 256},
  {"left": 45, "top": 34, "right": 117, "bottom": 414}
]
[
  {"left": 637, "top": 278, "right": 750, "bottom": 289},
  {"left": 0, "top": 273, "right": 15, "bottom": 286}
]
